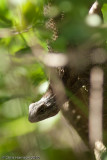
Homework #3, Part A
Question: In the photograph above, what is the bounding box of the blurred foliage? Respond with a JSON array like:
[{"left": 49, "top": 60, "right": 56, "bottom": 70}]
[
  {"left": 101, "top": 151, "right": 107, "bottom": 160},
  {"left": 0, "top": 0, "right": 107, "bottom": 160}
]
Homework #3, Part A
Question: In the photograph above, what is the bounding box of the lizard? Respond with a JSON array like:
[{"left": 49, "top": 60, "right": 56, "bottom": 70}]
[{"left": 28, "top": 1, "right": 107, "bottom": 144}]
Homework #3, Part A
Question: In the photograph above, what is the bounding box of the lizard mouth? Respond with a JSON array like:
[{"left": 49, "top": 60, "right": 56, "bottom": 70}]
[{"left": 28, "top": 94, "right": 59, "bottom": 123}]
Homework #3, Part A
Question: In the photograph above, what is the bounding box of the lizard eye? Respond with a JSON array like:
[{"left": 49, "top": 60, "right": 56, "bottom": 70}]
[{"left": 37, "top": 105, "right": 45, "bottom": 114}]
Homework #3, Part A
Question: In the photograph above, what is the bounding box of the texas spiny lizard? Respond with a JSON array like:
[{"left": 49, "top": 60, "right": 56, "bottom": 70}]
[{"left": 28, "top": 1, "right": 107, "bottom": 144}]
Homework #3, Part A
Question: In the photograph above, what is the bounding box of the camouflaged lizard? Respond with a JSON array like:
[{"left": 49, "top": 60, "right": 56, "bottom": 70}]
[{"left": 28, "top": 1, "right": 107, "bottom": 144}]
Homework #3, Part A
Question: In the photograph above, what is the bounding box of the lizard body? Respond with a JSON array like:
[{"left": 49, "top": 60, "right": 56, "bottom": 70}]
[{"left": 28, "top": 1, "right": 107, "bottom": 145}]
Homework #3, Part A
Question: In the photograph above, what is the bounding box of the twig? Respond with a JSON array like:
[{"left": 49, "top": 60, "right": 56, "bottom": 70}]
[
  {"left": 89, "top": 1, "right": 103, "bottom": 18},
  {"left": 0, "top": 26, "right": 32, "bottom": 38},
  {"left": 88, "top": 2, "right": 107, "bottom": 159},
  {"left": 94, "top": 141, "right": 106, "bottom": 160},
  {"left": 89, "top": 67, "right": 103, "bottom": 148}
]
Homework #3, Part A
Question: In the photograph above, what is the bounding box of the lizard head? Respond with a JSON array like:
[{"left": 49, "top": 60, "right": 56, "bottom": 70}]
[{"left": 28, "top": 94, "right": 59, "bottom": 122}]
